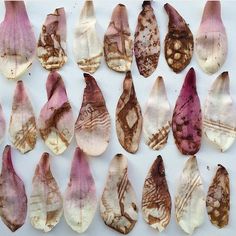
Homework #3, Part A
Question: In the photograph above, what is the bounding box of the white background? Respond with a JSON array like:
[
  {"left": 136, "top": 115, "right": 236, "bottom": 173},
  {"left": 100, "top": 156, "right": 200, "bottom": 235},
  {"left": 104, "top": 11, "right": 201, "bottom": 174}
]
[{"left": 0, "top": 0, "right": 236, "bottom": 235}]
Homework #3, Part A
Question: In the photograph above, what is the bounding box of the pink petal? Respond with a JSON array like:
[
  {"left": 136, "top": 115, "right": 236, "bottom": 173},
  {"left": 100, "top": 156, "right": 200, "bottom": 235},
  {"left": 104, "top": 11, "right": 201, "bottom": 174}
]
[{"left": 0, "top": 103, "right": 6, "bottom": 143}]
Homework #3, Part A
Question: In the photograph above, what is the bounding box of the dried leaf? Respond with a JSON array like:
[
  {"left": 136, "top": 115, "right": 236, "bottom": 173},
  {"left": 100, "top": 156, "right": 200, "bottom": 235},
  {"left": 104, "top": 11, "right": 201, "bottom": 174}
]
[{"left": 0, "top": 103, "right": 6, "bottom": 144}]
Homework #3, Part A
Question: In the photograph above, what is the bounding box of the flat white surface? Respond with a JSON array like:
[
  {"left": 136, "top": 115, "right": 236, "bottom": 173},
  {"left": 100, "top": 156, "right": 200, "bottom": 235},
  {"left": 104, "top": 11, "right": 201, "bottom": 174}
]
[{"left": 0, "top": 0, "right": 236, "bottom": 235}]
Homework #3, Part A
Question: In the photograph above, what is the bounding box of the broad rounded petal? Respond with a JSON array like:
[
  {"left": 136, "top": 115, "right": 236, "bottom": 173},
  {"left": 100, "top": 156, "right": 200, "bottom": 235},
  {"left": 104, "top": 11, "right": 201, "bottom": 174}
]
[
  {"left": 64, "top": 147, "right": 97, "bottom": 233},
  {"left": 0, "top": 103, "right": 6, "bottom": 144},
  {"left": 75, "top": 73, "right": 111, "bottom": 156},
  {"left": 29, "top": 153, "right": 63, "bottom": 232},
  {"left": 9, "top": 81, "right": 37, "bottom": 154},
  {"left": 104, "top": 4, "right": 133, "bottom": 72},
  {"left": 100, "top": 154, "right": 138, "bottom": 234}
]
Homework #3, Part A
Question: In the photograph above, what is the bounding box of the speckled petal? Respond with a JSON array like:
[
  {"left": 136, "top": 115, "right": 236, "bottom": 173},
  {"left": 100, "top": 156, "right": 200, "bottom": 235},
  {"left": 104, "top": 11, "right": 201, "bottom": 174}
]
[{"left": 0, "top": 103, "right": 6, "bottom": 144}]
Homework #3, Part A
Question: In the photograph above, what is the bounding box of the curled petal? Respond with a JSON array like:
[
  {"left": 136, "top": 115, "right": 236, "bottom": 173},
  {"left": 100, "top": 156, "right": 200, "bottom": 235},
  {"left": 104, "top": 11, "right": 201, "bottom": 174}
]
[{"left": 0, "top": 103, "right": 6, "bottom": 144}]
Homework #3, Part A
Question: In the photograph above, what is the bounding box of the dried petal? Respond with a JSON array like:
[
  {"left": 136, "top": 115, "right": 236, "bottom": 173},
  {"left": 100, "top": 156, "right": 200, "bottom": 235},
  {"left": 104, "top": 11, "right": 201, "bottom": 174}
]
[
  {"left": 64, "top": 147, "right": 97, "bottom": 233},
  {"left": 116, "top": 71, "right": 143, "bottom": 153},
  {"left": 164, "top": 3, "right": 193, "bottom": 73},
  {"left": 0, "top": 145, "right": 27, "bottom": 232},
  {"left": 142, "top": 155, "right": 171, "bottom": 232},
  {"left": 0, "top": 1, "right": 36, "bottom": 79},
  {"left": 104, "top": 4, "right": 133, "bottom": 72},
  {"left": 134, "top": 1, "right": 160, "bottom": 77},
  {"left": 29, "top": 153, "right": 63, "bottom": 232},
  {"left": 9, "top": 81, "right": 37, "bottom": 154},
  {"left": 100, "top": 154, "right": 138, "bottom": 234},
  {"left": 175, "top": 156, "right": 205, "bottom": 234},
  {"left": 172, "top": 68, "right": 202, "bottom": 155},
  {"left": 37, "top": 8, "right": 67, "bottom": 70},
  {"left": 203, "top": 72, "right": 236, "bottom": 152},
  {"left": 75, "top": 73, "right": 111, "bottom": 156},
  {"left": 74, "top": 1, "right": 103, "bottom": 73},
  {"left": 0, "top": 103, "right": 6, "bottom": 144},
  {"left": 38, "top": 71, "right": 74, "bottom": 155},
  {"left": 143, "top": 76, "right": 171, "bottom": 150},
  {"left": 195, "top": 1, "right": 227, "bottom": 74}
]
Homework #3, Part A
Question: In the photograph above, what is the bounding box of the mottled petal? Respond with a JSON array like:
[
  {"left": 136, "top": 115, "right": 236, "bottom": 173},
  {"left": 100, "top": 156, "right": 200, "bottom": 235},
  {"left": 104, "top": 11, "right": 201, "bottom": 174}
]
[
  {"left": 37, "top": 8, "right": 67, "bottom": 70},
  {"left": 29, "top": 153, "right": 63, "bottom": 232},
  {"left": 203, "top": 72, "right": 236, "bottom": 152},
  {"left": 195, "top": 1, "right": 227, "bottom": 74},
  {"left": 9, "top": 80, "right": 37, "bottom": 154},
  {"left": 0, "top": 1, "right": 36, "bottom": 79},
  {"left": 64, "top": 147, "right": 97, "bottom": 233},
  {"left": 164, "top": 3, "right": 193, "bottom": 73},
  {"left": 175, "top": 156, "right": 205, "bottom": 234},
  {"left": 0, "top": 103, "right": 6, "bottom": 144},
  {"left": 100, "top": 154, "right": 138, "bottom": 234},
  {"left": 134, "top": 1, "right": 160, "bottom": 77},
  {"left": 75, "top": 73, "right": 111, "bottom": 156},
  {"left": 0, "top": 145, "right": 27, "bottom": 232},
  {"left": 104, "top": 4, "right": 133, "bottom": 72},
  {"left": 172, "top": 68, "right": 202, "bottom": 155},
  {"left": 142, "top": 155, "right": 171, "bottom": 232},
  {"left": 74, "top": 0, "right": 103, "bottom": 73},
  {"left": 38, "top": 71, "right": 74, "bottom": 155},
  {"left": 143, "top": 76, "right": 171, "bottom": 150},
  {"left": 116, "top": 71, "right": 143, "bottom": 153}
]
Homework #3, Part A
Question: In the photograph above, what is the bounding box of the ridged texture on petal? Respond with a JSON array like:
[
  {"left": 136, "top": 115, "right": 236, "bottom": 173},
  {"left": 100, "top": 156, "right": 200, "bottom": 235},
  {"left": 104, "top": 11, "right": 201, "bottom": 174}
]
[
  {"left": 195, "top": 1, "right": 227, "bottom": 74},
  {"left": 116, "top": 71, "right": 143, "bottom": 153},
  {"left": 100, "top": 154, "right": 138, "bottom": 234},
  {"left": 38, "top": 71, "right": 74, "bottom": 155},
  {"left": 29, "top": 153, "right": 63, "bottom": 232},
  {"left": 206, "top": 164, "right": 230, "bottom": 228},
  {"left": 64, "top": 147, "right": 97, "bottom": 233},
  {"left": 74, "top": 1, "right": 102, "bottom": 73},
  {"left": 164, "top": 3, "right": 193, "bottom": 73},
  {"left": 175, "top": 156, "right": 205, "bottom": 234},
  {"left": 75, "top": 73, "right": 111, "bottom": 156},
  {"left": 0, "top": 103, "right": 6, "bottom": 144},
  {"left": 0, "top": 145, "right": 27, "bottom": 232},
  {"left": 134, "top": 1, "right": 160, "bottom": 77},
  {"left": 143, "top": 77, "right": 171, "bottom": 150},
  {"left": 172, "top": 68, "right": 202, "bottom": 155},
  {"left": 104, "top": 4, "right": 133, "bottom": 72},
  {"left": 142, "top": 155, "right": 171, "bottom": 232},
  {"left": 37, "top": 8, "right": 67, "bottom": 70},
  {"left": 9, "top": 81, "right": 37, "bottom": 154},
  {"left": 0, "top": 1, "right": 36, "bottom": 79},
  {"left": 203, "top": 72, "right": 236, "bottom": 152}
]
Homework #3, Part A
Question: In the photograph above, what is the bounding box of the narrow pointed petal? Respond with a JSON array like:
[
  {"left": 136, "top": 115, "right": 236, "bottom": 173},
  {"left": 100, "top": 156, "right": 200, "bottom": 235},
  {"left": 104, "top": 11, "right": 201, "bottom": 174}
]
[
  {"left": 172, "top": 68, "right": 202, "bottom": 155},
  {"left": 37, "top": 8, "right": 67, "bottom": 70},
  {"left": 116, "top": 72, "right": 143, "bottom": 153},
  {"left": 0, "top": 145, "right": 27, "bottom": 232},
  {"left": 64, "top": 148, "right": 97, "bottom": 233},
  {"left": 143, "top": 77, "right": 171, "bottom": 150},
  {"left": 100, "top": 154, "right": 138, "bottom": 234},
  {"left": 74, "top": 1, "right": 103, "bottom": 73},
  {"left": 75, "top": 73, "right": 111, "bottom": 156},
  {"left": 206, "top": 165, "right": 230, "bottom": 228},
  {"left": 142, "top": 156, "right": 171, "bottom": 232},
  {"left": 9, "top": 81, "right": 37, "bottom": 154},
  {"left": 195, "top": 1, "right": 227, "bottom": 74},
  {"left": 134, "top": 1, "right": 160, "bottom": 77},
  {"left": 38, "top": 71, "right": 74, "bottom": 155},
  {"left": 104, "top": 4, "right": 133, "bottom": 72},
  {"left": 0, "top": 1, "right": 36, "bottom": 79},
  {"left": 203, "top": 72, "right": 236, "bottom": 152},
  {"left": 164, "top": 3, "right": 193, "bottom": 73},
  {"left": 0, "top": 103, "right": 6, "bottom": 143},
  {"left": 29, "top": 153, "right": 63, "bottom": 232},
  {"left": 175, "top": 156, "right": 205, "bottom": 234}
]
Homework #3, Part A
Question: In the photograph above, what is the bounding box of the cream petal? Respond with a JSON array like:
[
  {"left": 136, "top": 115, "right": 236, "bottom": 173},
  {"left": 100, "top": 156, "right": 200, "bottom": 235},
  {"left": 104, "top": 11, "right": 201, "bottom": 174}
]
[
  {"left": 75, "top": 73, "right": 111, "bottom": 156},
  {"left": 0, "top": 103, "right": 6, "bottom": 144},
  {"left": 100, "top": 154, "right": 138, "bottom": 234},
  {"left": 9, "top": 80, "right": 37, "bottom": 154},
  {"left": 29, "top": 153, "right": 63, "bottom": 232},
  {"left": 74, "top": 0, "right": 102, "bottom": 73},
  {"left": 64, "top": 147, "right": 97, "bottom": 233},
  {"left": 143, "top": 76, "right": 171, "bottom": 150},
  {"left": 37, "top": 7, "right": 67, "bottom": 70},
  {"left": 38, "top": 71, "right": 74, "bottom": 155},
  {"left": 175, "top": 156, "right": 205, "bottom": 234}
]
